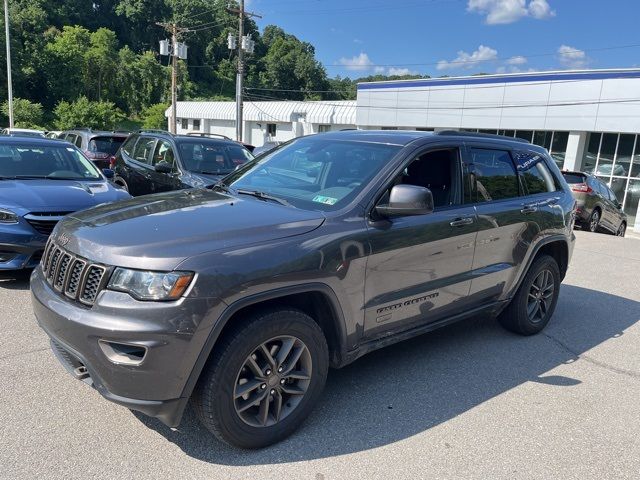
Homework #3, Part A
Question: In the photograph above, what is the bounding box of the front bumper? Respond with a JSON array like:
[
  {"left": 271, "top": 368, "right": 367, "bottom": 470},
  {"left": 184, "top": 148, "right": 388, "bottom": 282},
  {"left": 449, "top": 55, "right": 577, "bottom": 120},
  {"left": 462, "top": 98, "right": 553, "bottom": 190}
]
[
  {"left": 30, "top": 266, "right": 222, "bottom": 427},
  {"left": 0, "top": 222, "right": 48, "bottom": 269}
]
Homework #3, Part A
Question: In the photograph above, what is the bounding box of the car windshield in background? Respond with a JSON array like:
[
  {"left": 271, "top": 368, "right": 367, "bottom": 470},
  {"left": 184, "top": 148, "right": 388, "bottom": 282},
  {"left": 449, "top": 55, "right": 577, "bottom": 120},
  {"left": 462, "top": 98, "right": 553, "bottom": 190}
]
[
  {"left": 562, "top": 173, "right": 586, "bottom": 184},
  {"left": 89, "top": 136, "right": 127, "bottom": 155},
  {"left": 0, "top": 144, "right": 102, "bottom": 180},
  {"left": 224, "top": 137, "right": 401, "bottom": 211},
  {"left": 178, "top": 140, "right": 254, "bottom": 175}
]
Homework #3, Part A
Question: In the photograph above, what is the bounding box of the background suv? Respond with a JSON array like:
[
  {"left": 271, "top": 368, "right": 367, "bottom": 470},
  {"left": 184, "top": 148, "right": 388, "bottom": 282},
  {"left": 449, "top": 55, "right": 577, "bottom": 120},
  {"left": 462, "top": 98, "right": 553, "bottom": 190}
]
[
  {"left": 561, "top": 171, "right": 627, "bottom": 236},
  {"left": 32, "top": 130, "right": 575, "bottom": 448},
  {"left": 112, "top": 130, "right": 254, "bottom": 196},
  {"left": 59, "top": 129, "right": 129, "bottom": 170}
]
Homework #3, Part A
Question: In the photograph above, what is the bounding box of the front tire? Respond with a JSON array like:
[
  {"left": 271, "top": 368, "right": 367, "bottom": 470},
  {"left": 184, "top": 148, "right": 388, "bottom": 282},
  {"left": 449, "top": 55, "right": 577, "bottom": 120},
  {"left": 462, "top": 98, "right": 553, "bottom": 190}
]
[
  {"left": 193, "top": 308, "right": 329, "bottom": 449},
  {"left": 498, "top": 254, "right": 561, "bottom": 335},
  {"left": 616, "top": 222, "right": 626, "bottom": 237}
]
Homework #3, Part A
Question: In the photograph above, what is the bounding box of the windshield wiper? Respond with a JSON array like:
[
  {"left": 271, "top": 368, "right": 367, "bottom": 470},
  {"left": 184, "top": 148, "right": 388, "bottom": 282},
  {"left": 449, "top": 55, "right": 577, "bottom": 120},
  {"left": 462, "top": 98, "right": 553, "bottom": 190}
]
[
  {"left": 197, "top": 170, "right": 224, "bottom": 175},
  {"left": 236, "top": 189, "right": 291, "bottom": 207}
]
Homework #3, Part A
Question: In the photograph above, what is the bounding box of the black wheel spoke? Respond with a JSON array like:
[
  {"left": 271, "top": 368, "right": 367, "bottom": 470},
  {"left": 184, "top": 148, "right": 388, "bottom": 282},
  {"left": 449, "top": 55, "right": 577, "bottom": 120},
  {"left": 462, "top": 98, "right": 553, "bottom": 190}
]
[
  {"left": 234, "top": 335, "right": 313, "bottom": 428},
  {"left": 527, "top": 268, "right": 555, "bottom": 324}
]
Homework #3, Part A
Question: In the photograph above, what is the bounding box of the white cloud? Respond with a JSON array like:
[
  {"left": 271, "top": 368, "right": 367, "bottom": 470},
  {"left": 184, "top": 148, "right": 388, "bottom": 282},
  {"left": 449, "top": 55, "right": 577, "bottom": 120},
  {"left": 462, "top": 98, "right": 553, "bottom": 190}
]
[
  {"left": 506, "top": 55, "right": 527, "bottom": 65},
  {"left": 374, "top": 66, "right": 386, "bottom": 74},
  {"left": 338, "top": 52, "right": 374, "bottom": 71},
  {"left": 437, "top": 45, "right": 498, "bottom": 71},
  {"left": 353, "top": 38, "right": 364, "bottom": 45},
  {"left": 387, "top": 67, "right": 415, "bottom": 76},
  {"left": 557, "top": 45, "right": 588, "bottom": 69},
  {"left": 467, "top": 0, "right": 555, "bottom": 25}
]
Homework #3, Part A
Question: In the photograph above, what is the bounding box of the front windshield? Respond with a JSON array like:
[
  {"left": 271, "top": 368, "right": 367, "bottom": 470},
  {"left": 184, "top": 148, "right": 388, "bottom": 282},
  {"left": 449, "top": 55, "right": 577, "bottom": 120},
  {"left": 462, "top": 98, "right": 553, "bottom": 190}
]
[
  {"left": 178, "top": 140, "right": 254, "bottom": 175},
  {"left": 0, "top": 144, "right": 102, "bottom": 180},
  {"left": 224, "top": 137, "right": 401, "bottom": 211}
]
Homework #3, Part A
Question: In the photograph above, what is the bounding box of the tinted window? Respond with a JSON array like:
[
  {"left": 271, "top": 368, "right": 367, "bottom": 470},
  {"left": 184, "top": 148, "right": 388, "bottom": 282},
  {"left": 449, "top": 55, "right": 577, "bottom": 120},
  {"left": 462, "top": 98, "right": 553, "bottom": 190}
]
[
  {"left": 193, "top": 119, "right": 201, "bottom": 131},
  {"left": 562, "top": 173, "right": 586, "bottom": 184},
  {"left": 121, "top": 135, "right": 137, "bottom": 156},
  {"left": 89, "top": 136, "right": 126, "bottom": 156},
  {"left": 0, "top": 144, "right": 101, "bottom": 179},
  {"left": 74, "top": 135, "right": 84, "bottom": 148},
  {"left": 132, "top": 137, "right": 155, "bottom": 164},
  {"left": 514, "top": 151, "right": 557, "bottom": 195},
  {"left": 468, "top": 148, "right": 519, "bottom": 202},
  {"left": 152, "top": 140, "right": 176, "bottom": 168},
  {"left": 178, "top": 140, "right": 253, "bottom": 174}
]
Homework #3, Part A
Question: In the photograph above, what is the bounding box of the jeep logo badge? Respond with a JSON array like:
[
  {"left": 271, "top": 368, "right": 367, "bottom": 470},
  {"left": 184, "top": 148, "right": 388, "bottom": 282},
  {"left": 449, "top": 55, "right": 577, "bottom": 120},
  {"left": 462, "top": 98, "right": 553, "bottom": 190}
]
[{"left": 58, "top": 233, "right": 70, "bottom": 246}]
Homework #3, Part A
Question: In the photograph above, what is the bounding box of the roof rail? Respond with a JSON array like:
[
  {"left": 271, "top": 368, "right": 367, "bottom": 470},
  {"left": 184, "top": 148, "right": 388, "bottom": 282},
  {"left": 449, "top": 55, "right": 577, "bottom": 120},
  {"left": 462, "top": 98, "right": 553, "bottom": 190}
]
[
  {"left": 436, "top": 130, "right": 531, "bottom": 144},
  {"left": 137, "top": 129, "right": 173, "bottom": 135},
  {"left": 185, "top": 132, "right": 232, "bottom": 140}
]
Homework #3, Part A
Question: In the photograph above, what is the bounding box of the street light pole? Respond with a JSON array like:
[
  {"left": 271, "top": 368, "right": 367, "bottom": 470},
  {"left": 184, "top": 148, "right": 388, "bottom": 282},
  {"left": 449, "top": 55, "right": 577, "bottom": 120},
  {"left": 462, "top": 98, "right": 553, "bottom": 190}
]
[{"left": 4, "top": 0, "right": 13, "bottom": 128}]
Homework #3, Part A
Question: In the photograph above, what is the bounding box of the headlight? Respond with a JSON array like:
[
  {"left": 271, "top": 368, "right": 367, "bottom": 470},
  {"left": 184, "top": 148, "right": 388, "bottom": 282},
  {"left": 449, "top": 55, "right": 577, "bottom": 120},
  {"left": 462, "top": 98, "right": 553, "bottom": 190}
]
[
  {"left": 107, "top": 268, "right": 194, "bottom": 301},
  {"left": 0, "top": 208, "right": 18, "bottom": 223}
]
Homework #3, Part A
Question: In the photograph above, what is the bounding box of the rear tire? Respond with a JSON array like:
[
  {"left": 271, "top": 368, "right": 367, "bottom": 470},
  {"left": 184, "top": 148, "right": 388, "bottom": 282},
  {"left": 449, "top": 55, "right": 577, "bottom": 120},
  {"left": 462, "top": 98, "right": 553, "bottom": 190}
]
[
  {"left": 113, "top": 176, "right": 129, "bottom": 192},
  {"left": 193, "top": 308, "right": 329, "bottom": 449},
  {"left": 498, "top": 254, "right": 561, "bottom": 336},
  {"left": 616, "top": 222, "right": 626, "bottom": 237},
  {"left": 586, "top": 209, "right": 600, "bottom": 233}
]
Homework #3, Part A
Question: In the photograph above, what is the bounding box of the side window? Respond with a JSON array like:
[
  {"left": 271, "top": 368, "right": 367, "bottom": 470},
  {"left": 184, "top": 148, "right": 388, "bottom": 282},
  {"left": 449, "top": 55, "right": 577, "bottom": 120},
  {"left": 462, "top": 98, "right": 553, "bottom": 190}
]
[
  {"left": 193, "top": 119, "right": 201, "bottom": 131},
  {"left": 74, "top": 135, "right": 84, "bottom": 148},
  {"left": 181, "top": 118, "right": 188, "bottom": 130},
  {"left": 606, "top": 186, "right": 618, "bottom": 203},
  {"left": 64, "top": 134, "right": 76, "bottom": 145},
  {"left": 121, "top": 136, "right": 138, "bottom": 157},
  {"left": 131, "top": 137, "right": 155, "bottom": 164},
  {"left": 513, "top": 150, "right": 557, "bottom": 195},
  {"left": 395, "top": 148, "right": 459, "bottom": 208},
  {"left": 467, "top": 148, "right": 519, "bottom": 203},
  {"left": 152, "top": 140, "right": 176, "bottom": 168},
  {"left": 267, "top": 123, "right": 277, "bottom": 136}
]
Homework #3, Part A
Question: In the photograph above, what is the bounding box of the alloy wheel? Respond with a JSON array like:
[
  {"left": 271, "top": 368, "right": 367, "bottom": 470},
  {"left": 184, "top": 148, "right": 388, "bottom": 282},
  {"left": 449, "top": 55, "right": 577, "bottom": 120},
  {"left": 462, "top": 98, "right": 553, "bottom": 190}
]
[
  {"left": 617, "top": 223, "right": 626, "bottom": 237},
  {"left": 233, "top": 336, "right": 312, "bottom": 428},
  {"left": 589, "top": 211, "right": 599, "bottom": 232},
  {"left": 527, "top": 269, "right": 555, "bottom": 324}
]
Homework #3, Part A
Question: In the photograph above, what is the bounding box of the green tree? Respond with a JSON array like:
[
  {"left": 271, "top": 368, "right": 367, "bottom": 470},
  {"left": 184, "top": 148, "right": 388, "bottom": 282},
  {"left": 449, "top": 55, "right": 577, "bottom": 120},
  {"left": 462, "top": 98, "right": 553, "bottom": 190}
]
[
  {"left": 85, "top": 28, "right": 119, "bottom": 101},
  {"left": 45, "top": 25, "right": 91, "bottom": 101},
  {"left": 141, "top": 102, "right": 169, "bottom": 129},
  {"left": 1, "top": 98, "right": 45, "bottom": 128},
  {"left": 54, "top": 96, "right": 125, "bottom": 130}
]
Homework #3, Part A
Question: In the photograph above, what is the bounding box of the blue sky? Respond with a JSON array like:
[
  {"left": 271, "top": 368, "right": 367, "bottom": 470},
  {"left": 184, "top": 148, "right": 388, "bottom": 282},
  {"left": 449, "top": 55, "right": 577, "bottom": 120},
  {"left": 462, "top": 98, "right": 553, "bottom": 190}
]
[{"left": 250, "top": 0, "right": 640, "bottom": 78}]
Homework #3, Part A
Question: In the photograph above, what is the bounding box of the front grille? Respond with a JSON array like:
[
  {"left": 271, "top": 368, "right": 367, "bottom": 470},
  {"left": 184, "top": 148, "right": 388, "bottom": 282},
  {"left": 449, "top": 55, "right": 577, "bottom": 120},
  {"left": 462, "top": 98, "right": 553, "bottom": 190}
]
[
  {"left": 42, "top": 239, "right": 109, "bottom": 306},
  {"left": 25, "top": 212, "right": 72, "bottom": 235}
]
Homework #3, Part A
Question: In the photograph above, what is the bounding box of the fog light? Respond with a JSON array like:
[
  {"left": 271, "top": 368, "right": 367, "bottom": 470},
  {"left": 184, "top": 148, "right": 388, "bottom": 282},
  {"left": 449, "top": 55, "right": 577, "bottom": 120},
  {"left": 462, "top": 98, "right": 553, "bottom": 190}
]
[{"left": 98, "top": 340, "right": 147, "bottom": 366}]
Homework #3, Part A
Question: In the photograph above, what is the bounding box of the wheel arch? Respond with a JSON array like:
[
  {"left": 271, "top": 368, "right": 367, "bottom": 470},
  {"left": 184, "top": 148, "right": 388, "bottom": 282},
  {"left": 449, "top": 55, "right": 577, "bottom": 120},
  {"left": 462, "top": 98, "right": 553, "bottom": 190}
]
[{"left": 180, "top": 283, "right": 349, "bottom": 405}]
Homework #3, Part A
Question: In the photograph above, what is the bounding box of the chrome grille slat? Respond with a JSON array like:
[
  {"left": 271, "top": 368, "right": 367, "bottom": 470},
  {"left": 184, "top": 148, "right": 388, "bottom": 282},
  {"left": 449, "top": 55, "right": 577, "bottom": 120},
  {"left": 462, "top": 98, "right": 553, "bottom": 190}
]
[{"left": 43, "top": 241, "right": 108, "bottom": 307}]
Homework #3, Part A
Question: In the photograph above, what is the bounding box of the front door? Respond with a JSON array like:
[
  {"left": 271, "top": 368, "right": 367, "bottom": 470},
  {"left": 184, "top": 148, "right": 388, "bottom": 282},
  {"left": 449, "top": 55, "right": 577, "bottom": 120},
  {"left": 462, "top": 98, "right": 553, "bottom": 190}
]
[
  {"left": 363, "top": 146, "right": 478, "bottom": 340},
  {"left": 149, "top": 139, "right": 182, "bottom": 192}
]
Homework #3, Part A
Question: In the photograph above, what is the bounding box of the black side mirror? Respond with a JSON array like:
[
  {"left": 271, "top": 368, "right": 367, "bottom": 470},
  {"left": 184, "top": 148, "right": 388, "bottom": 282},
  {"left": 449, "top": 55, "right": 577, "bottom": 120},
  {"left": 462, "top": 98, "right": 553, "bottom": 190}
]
[
  {"left": 101, "top": 168, "right": 115, "bottom": 179},
  {"left": 154, "top": 161, "right": 172, "bottom": 174},
  {"left": 375, "top": 184, "right": 434, "bottom": 217}
]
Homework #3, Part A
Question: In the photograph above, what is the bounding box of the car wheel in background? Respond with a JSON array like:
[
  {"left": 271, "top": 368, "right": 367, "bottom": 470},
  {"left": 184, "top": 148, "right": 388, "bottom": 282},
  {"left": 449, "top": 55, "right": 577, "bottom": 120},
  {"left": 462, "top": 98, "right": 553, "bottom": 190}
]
[
  {"left": 587, "top": 209, "right": 600, "bottom": 233},
  {"left": 498, "top": 254, "right": 561, "bottom": 336},
  {"left": 193, "top": 308, "right": 329, "bottom": 449},
  {"left": 616, "top": 222, "right": 626, "bottom": 237},
  {"left": 113, "top": 177, "right": 129, "bottom": 192}
]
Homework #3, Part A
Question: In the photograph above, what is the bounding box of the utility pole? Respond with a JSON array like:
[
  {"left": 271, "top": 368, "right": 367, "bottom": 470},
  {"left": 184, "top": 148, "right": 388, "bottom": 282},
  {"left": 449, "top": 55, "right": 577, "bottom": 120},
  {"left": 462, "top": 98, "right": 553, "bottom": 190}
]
[
  {"left": 157, "top": 22, "right": 189, "bottom": 134},
  {"left": 4, "top": 0, "right": 13, "bottom": 128},
  {"left": 227, "top": 1, "right": 260, "bottom": 142}
]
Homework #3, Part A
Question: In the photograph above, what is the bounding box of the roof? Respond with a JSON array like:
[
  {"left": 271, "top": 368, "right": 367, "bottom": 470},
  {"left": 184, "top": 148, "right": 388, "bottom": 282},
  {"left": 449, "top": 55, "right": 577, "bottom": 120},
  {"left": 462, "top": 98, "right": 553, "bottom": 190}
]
[
  {"left": 312, "top": 129, "right": 433, "bottom": 146},
  {"left": 357, "top": 68, "right": 640, "bottom": 90},
  {"left": 166, "top": 100, "right": 357, "bottom": 125},
  {"left": 0, "top": 136, "right": 68, "bottom": 145}
]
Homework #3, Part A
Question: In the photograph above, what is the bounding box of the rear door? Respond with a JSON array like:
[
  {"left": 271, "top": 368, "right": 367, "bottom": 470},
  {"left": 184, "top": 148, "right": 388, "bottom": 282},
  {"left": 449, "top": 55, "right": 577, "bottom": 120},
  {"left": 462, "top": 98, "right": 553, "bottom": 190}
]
[
  {"left": 463, "top": 144, "right": 537, "bottom": 304},
  {"left": 363, "top": 143, "right": 479, "bottom": 340},
  {"left": 123, "top": 136, "right": 157, "bottom": 196}
]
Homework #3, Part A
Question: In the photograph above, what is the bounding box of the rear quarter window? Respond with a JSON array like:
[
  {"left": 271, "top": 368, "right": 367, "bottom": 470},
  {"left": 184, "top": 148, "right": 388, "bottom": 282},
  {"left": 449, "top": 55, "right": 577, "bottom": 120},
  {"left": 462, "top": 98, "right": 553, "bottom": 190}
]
[
  {"left": 562, "top": 173, "right": 586, "bottom": 184},
  {"left": 121, "top": 136, "right": 138, "bottom": 156},
  {"left": 513, "top": 150, "right": 558, "bottom": 195}
]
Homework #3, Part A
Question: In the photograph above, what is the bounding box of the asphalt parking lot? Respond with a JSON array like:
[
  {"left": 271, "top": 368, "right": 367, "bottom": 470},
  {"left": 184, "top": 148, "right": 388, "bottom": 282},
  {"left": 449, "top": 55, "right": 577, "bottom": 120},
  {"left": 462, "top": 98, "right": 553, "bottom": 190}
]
[{"left": 1, "top": 230, "right": 639, "bottom": 479}]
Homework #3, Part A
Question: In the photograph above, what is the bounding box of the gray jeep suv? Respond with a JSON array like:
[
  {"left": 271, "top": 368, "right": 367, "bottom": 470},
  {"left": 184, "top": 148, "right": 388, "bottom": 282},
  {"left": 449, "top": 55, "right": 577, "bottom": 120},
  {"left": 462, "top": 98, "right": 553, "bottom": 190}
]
[{"left": 31, "top": 130, "right": 576, "bottom": 448}]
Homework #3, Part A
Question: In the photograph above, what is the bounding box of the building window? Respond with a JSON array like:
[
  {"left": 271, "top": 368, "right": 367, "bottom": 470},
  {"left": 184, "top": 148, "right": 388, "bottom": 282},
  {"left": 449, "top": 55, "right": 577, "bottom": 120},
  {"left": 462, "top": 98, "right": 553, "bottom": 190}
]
[
  {"left": 381, "top": 126, "right": 398, "bottom": 130},
  {"left": 581, "top": 131, "right": 640, "bottom": 227},
  {"left": 515, "top": 130, "right": 534, "bottom": 142},
  {"left": 318, "top": 125, "right": 331, "bottom": 133},
  {"left": 267, "top": 123, "right": 277, "bottom": 136},
  {"left": 193, "top": 119, "right": 201, "bottom": 131},
  {"left": 181, "top": 118, "right": 188, "bottom": 130}
]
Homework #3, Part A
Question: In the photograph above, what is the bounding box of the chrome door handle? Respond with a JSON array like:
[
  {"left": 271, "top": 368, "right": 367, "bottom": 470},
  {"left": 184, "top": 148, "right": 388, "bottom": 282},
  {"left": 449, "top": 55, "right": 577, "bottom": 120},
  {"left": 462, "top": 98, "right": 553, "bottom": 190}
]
[
  {"left": 521, "top": 204, "right": 538, "bottom": 214},
  {"left": 450, "top": 217, "right": 474, "bottom": 227}
]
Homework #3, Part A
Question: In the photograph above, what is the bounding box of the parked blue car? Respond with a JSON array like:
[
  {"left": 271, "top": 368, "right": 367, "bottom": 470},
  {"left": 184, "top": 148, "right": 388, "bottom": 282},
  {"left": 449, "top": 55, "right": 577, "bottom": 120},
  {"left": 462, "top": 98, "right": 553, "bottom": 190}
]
[{"left": 0, "top": 137, "right": 131, "bottom": 270}]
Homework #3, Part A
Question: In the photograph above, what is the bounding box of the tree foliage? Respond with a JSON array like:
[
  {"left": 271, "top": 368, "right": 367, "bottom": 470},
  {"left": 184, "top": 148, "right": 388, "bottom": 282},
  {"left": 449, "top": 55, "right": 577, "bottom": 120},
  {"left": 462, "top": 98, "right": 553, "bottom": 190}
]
[
  {"left": 141, "top": 103, "right": 169, "bottom": 129},
  {"left": 54, "top": 96, "right": 125, "bottom": 130},
  {"left": 1, "top": 98, "right": 44, "bottom": 128}
]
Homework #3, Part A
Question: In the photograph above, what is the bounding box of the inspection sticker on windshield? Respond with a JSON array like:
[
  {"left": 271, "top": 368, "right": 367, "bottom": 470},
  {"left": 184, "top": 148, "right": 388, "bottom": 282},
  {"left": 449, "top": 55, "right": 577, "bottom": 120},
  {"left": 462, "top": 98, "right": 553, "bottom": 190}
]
[{"left": 312, "top": 195, "right": 337, "bottom": 205}]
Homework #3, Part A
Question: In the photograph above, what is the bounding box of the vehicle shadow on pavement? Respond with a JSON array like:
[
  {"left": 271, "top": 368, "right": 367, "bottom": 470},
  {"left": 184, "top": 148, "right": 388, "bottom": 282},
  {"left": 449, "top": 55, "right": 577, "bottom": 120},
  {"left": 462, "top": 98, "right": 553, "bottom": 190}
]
[
  {"left": 0, "top": 269, "right": 32, "bottom": 291},
  {"left": 134, "top": 284, "right": 639, "bottom": 464}
]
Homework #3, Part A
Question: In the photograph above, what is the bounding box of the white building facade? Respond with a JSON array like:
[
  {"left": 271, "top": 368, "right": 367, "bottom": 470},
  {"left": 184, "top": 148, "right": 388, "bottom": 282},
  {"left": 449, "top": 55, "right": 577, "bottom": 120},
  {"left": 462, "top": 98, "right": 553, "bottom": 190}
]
[
  {"left": 169, "top": 100, "right": 356, "bottom": 147},
  {"left": 357, "top": 69, "right": 640, "bottom": 230}
]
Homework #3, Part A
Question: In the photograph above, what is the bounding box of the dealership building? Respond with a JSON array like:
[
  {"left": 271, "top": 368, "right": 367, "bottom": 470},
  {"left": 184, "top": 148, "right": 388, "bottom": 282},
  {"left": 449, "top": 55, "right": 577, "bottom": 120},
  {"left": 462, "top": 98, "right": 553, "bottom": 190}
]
[{"left": 170, "top": 68, "right": 640, "bottom": 230}]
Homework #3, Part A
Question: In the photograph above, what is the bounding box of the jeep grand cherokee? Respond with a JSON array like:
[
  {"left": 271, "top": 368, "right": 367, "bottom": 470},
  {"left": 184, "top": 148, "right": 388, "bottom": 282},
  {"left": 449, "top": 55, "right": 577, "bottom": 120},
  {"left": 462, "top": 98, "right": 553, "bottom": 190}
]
[{"left": 31, "top": 130, "right": 576, "bottom": 448}]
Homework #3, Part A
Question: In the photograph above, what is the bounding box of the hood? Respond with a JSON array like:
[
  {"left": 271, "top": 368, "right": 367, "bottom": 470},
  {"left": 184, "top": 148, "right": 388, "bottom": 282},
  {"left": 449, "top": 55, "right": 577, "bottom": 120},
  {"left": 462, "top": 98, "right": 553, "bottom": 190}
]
[
  {"left": 0, "top": 179, "right": 129, "bottom": 213},
  {"left": 56, "top": 189, "right": 325, "bottom": 270}
]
